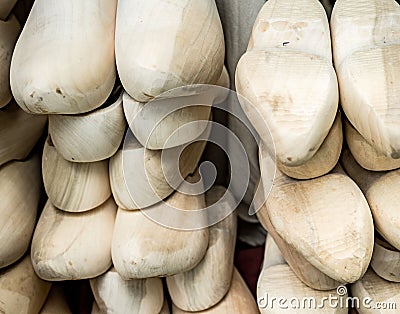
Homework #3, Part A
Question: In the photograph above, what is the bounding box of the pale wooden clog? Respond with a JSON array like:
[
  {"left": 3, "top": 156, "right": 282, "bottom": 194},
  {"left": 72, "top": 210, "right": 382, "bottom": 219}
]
[
  {"left": 256, "top": 194, "right": 339, "bottom": 290},
  {"left": 123, "top": 90, "right": 211, "bottom": 150},
  {"left": 40, "top": 285, "right": 72, "bottom": 314},
  {"left": 10, "top": 0, "right": 117, "bottom": 114},
  {"left": 116, "top": 0, "right": 224, "bottom": 102},
  {"left": 331, "top": 0, "right": 400, "bottom": 158},
  {"left": 0, "top": 255, "right": 51, "bottom": 314},
  {"left": 42, "top": 137, "right": 111, "bottom": 212},
  {"left": 255, "top": 154, "right": 339, "bottom": 290},
  {"left": 172, "top": 268, "right": 259, "bottom": 314},
  {"left": 0, "top": 102, "right": 46, "bottom": 167},
  {"left": 345, "top": 119, "right": 400, "bottom": 171},
  {"left": 278, "top": 112, "right": 342, "bottom": 179},
  {"left": 351, "top": 268, "right": 400, "bottom": 313},
  {"left": 109, "top": 128, "right": 208, "bottom": 210},
  {"left": 371, "top": 237, "right": 400, "bottom": 283},
  {"left": 0, "top": 15, "right": 19, "bottom": 108},
  {"left": 90, "top": 267, "right": 164, "bottom": 314},
  {"left": 112, "top": 178, "right": 209, "bottom": 279},
  {"left": 0, "top": 155, "right": 41, "bottom": 268},
  {"left": 236, "top": 0, "right": 338, "bottom": 167},
  {"left": 258, "top": 152, "right": 374, "bottom": 284},
  {"left": 167, "top": 186, "right": 237, "bottom": 312},
  {"left": 31, "top": 198, "right": 117, "bottom": 281},
  {"left": 341, "top": 149, "right": 400, "bottom": 251},
  {"left": 0, "top": 0, "right": 18, "bottom": 20},
  {"left": 257, "top": 235, "right": 347, "bottom": 314},
  {"left": 49, "top": 91, "right": 126, "bottom": 162}
]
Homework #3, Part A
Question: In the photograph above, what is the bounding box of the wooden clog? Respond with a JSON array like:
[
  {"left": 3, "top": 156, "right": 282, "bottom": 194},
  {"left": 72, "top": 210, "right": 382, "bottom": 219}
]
[
  {"left": 109, "top": 128, "right": 208, "bottom": 210},
  {"left": 172, "top": 268, "right": 259, "bottom": 314},
  {"left": 90, "top": 267, "right": 164, "bottom": 313},
  {"left": 278, "top": 111, "right": 342, "bottom": 179},
  {"left": 167, "top": 186, "right": 237, "bottom": 312},
  {"left": 10, "top": 0, "right": 117, "bottom": 114},
  {"left": 40, "top": 285, "right": 72, "bottom": 314},
  {"left": 31, "top": 198, "right": 117, "bottom": 281},
  {"left": 256, "top": 192, "right": 340, "bottom": 290},
  {"left": 115, "top": 0, "right": 224, "bottom": 102},
  {"left": 371, "top": 237, "right": 400, "bottom": 283},
  {"left": 0, "top": 15, "right": 19, "bottom": 108},
  {"left": 0, "top": 102, "right": 47, "bottom": 167},
  {"left": 255, "top": 152, "right": 339, "bottom": 290},
  {"left": 257, "top": 235, "right": 347, "bottom": 314},
  {"left": 123, "top": 90, "right": 211, "bottom": 149},
  {"left": 341, "top": 149, "right": 400, "bottom": 251},
  {"left": 257, "top": 152, "right": 374, "bottom": 284},
  {"left": 42, "top": 137, "right": 111, "bottom": 212},
  {"left": 351, "top": 269, "right": 400, "bottom": 313},
  {"left": 49, "top": 91, "right": 125, "bottom": 162},
  {"left": 236, "top": 0, "right": 338, "bottom": 167},
  {"left": 331, "top": 0, "right": 400, "bottom": 158},
  {"left": 345, "top": 119, "right": 400, "bottom": 171},
  {"left": 0, "top": 255, "right": 51, "bottom": 314},
  {"left": 0, "top": 0, "right": 18, "bottom": 20},
  {"left": 0, "top": 155, "right": 41, "bottom": 268},
  {"left": 112, "top": 177, "right": 209, "bottom": 279}
]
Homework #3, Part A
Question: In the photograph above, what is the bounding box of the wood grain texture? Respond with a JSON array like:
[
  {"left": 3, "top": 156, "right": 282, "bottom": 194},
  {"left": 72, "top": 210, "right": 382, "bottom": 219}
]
[
  {"left": 351, "top": 268, "right": 400, "bottom": 314},
  {"left": 167, "top": 186, "right": 237, "bottom": 312},
  {"left": 0, "top": 255, "right": 51, "bottom": 314},
  {"left": 109, "top": 128, "right": 207, "bottom": 210},
  {"left": 0, "top": 155, "right": 41, "bottom": 268},
  {"left": 256, "top": 154, "right": 340, "bottom": 290},
  {"left": 341, "top": 149, "right": 400, "bottom": 252},
  {"left": 259, "top": 152, "right": 373, "bottom": 284},
  {"left": 42, "top": 137, "right": 111, "bottom": 212},
  {"left": 10, "top": 0, "right": 117, "bottom": 114},
  {"left": 0, "top": 103, "right": 46, "bottom": 168},
  {"left": 90, "top": 267, "right": 164, "bottom": 314},
  {"left": 31, "top": 198, "right": 117, "bottom": 281},
  {"left": 371, "top": 237, "right": 400, "bottom": 283},
  {"left": 256, "top": 190, "right": 339, "bottom": 290},
  {"left": 116, "top": 0, "right": 224, "bottom": 102},
  {"left": 112, "top": 187, "right": 209, "bottom": 279},
  {"left": 123, "top": 91, "right": 211, "bottom": 150},
  {"left": 0, "top": 14, "right": 19, "bottom": 108},
  {"left": 278, "top": 112, "right": 342, "bottom": 179},
  {"left": 257, "top": 236, "right": 347, "bottom": 314},
  {"left": 236, "top": 0, "right": 338, "bottom": 167},
  {"left": 332, "top": 0, "right": 400, "bottom": 158},
  {"left": 40, "top": 285, "right": 72, "bottom": 314},
  {"left": 345, "top": 119, "right": 400, "bottom": 171},
  {"left": 172, "top": 268, "right": 259, "bottom": 314},
  {"left": 49, "top": 93, "right": 126, "bottom": 162}
]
